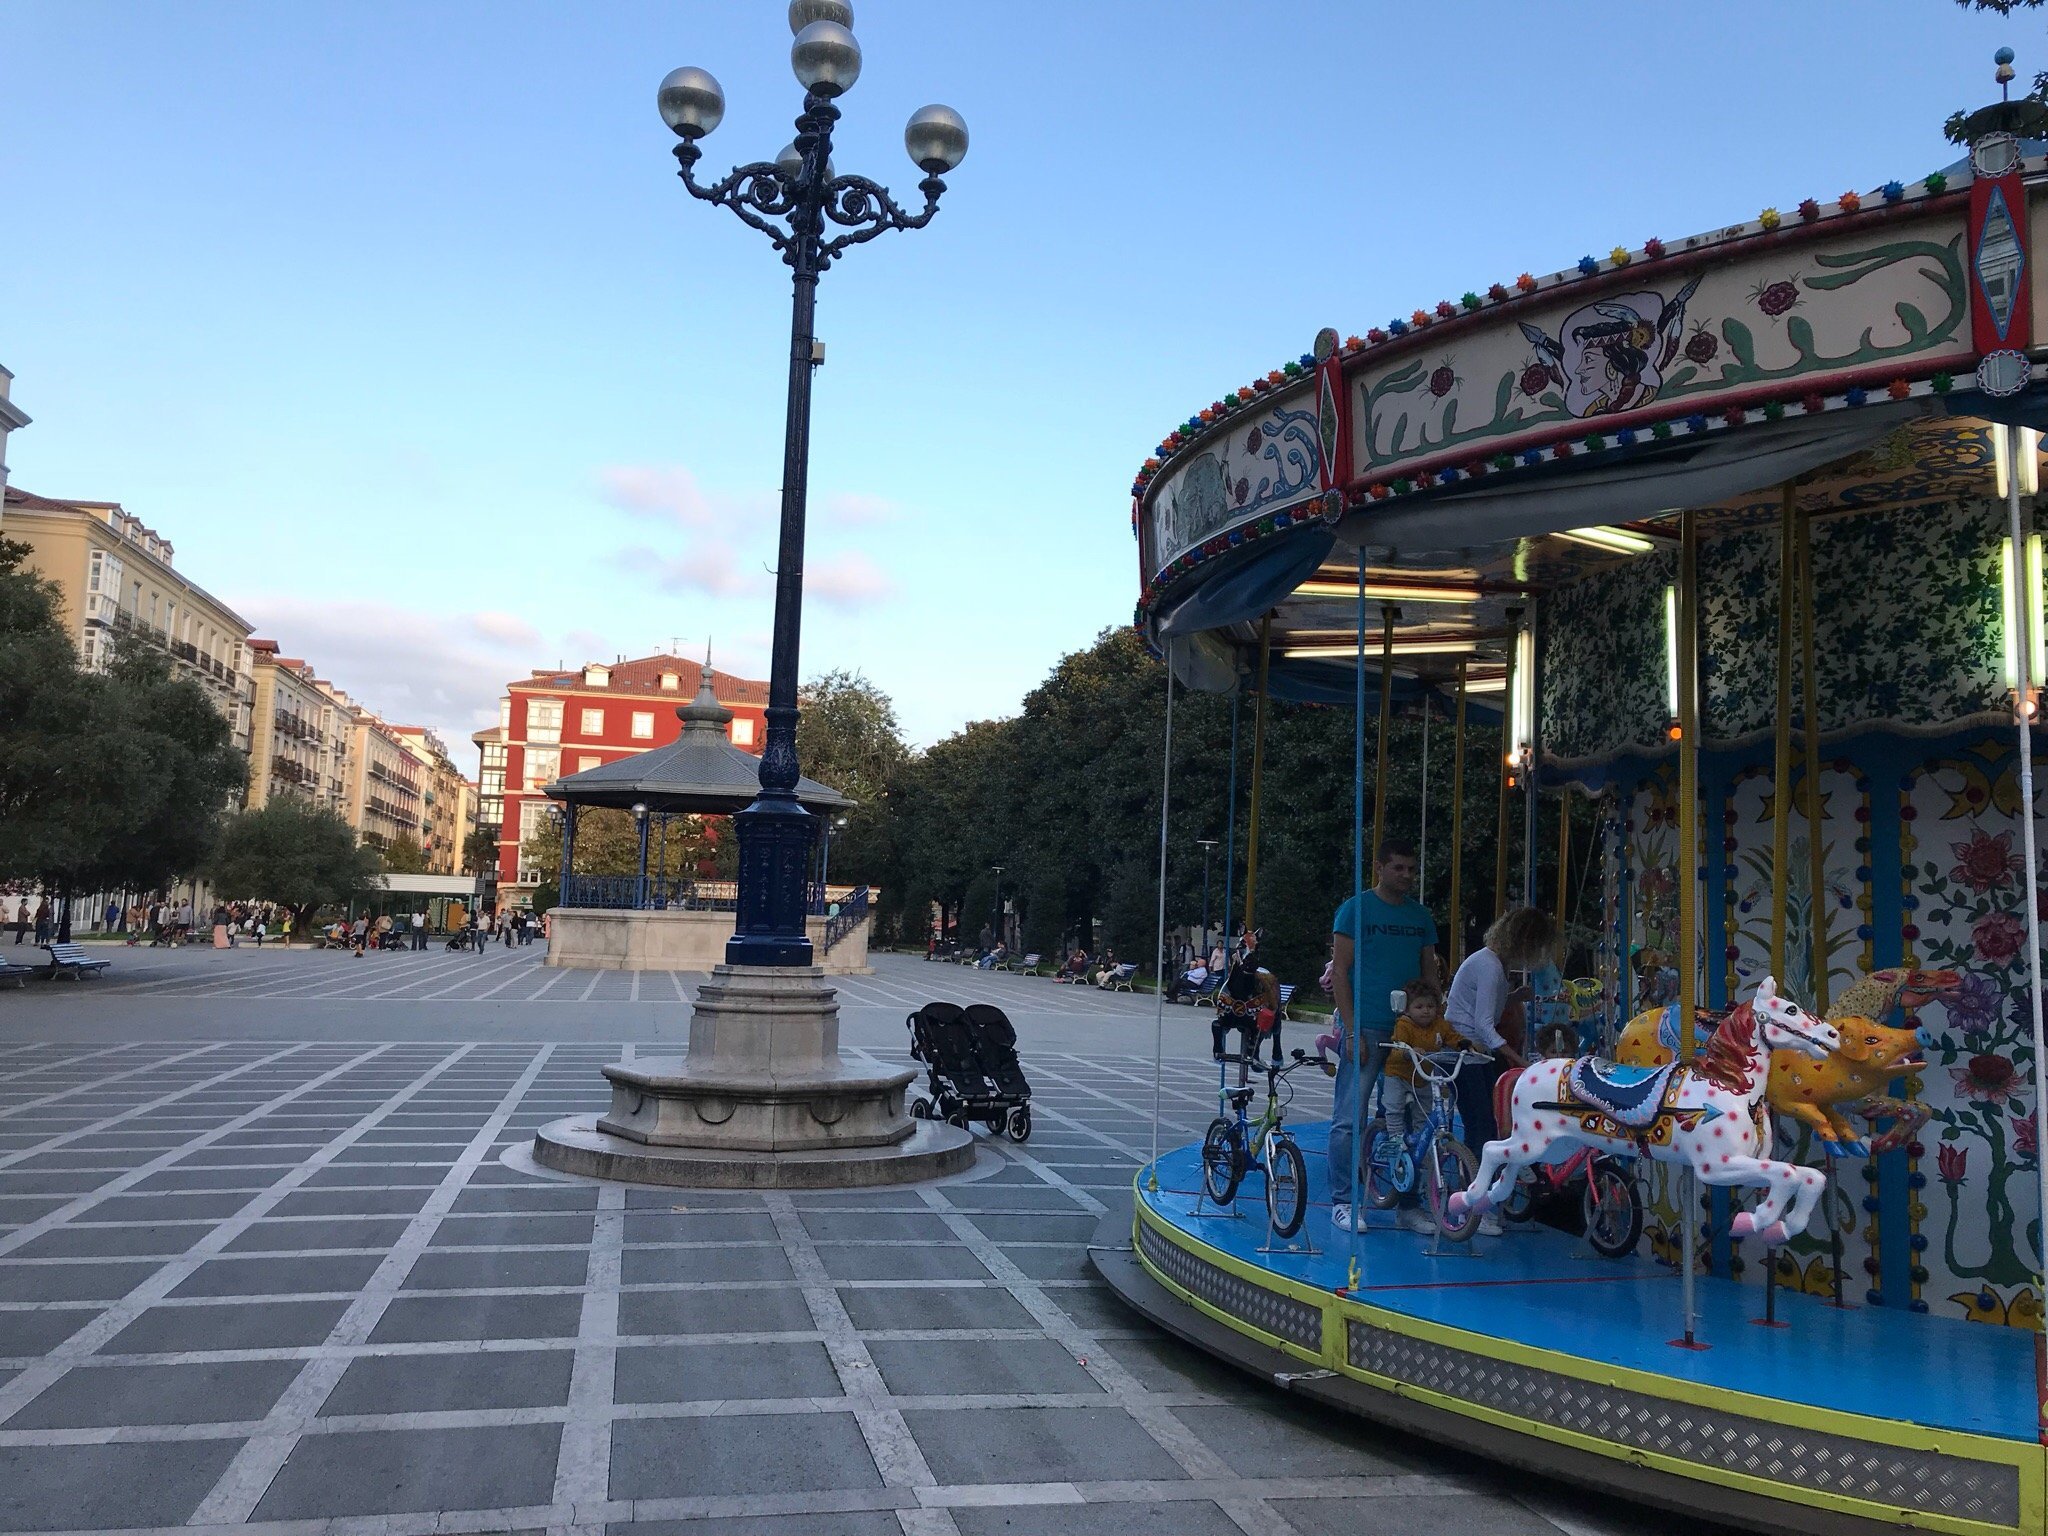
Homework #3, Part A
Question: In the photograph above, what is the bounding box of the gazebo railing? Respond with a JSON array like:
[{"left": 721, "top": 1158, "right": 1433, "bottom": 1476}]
[
  {"left": 823, "top": 886, "right": 870, "bottom": 953},
  {"left": 560, "top": 874, "right": 865, "bottom": 923}
]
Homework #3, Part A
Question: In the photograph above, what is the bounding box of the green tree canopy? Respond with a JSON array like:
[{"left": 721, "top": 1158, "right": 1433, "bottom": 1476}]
[
  {"left": 206, "top": 799, "right": 383, "bottom": 934},
  {"left": 462, "top": 828, "right": 499, "bottom": 876},
  {"left": 381, "top": 834, "right": 429, "bottom": 875},
  {"left": 796, "top": 669, "right": 908, "bottom": 889}
]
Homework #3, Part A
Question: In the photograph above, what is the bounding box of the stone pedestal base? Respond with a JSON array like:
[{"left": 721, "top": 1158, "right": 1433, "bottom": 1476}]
[{"left": 531, "top": 963, "right": 972, "bottom": 1188}]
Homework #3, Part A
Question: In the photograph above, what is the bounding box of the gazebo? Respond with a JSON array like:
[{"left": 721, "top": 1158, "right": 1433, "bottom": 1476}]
[{"left": 540, "top": 674, "right": 871, "bottom": 972}]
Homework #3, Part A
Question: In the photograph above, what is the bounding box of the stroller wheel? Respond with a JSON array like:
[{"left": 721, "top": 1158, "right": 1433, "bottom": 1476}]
[
  {"left": 1005, "top": 1105, "right": 1032, "bottom": 1142},
  {"left": 910, "top": 1097, "right": 932, "bottom": 1120},
  {"left": 946, "top": 1109, "right": 970, "bottom": 1130}
]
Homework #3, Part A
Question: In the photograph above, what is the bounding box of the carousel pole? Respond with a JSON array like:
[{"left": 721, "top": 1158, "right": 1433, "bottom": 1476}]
[
  {"left": 1765, "top": 480, "right": 1797, "bottom": 1326},
  {"left": 1496, "top": 610, "right": 1522, "bottom": 917},
  {"left": 1372, "top": 605, "right": 1396, "bottom": 864},
  {"left": 1798, "top": 510, "right": 1829, "bottom": 1017},
  {"left": 1524, "top": 600, "right": 1540, "bottom": 908},
  {"left": 1345, "top": 557, "right": 1369, "bottom": 1278},
  {"left": 1221, "top": 675, "right": 1243, "bottom": 959},
  {"left": 1419, "top": 693, "right": 1431, "bottom": 905},
  {"left": 1998, "top": 423, "right": 2048, "bottom": 1443},
  {"left": 1449, "top": 659, "right": 1469, "bottom": 969},
  {"left": 1150, "top": 644, "right": 1177, "bottom": 1179},
  {"left": 1676, "top": 507, "right": 1703, "bottom": 1348},
  {"left": 1555, "top": 791, "right": 1570, "bottom": 938},
  {"left": 1243, "top": 618, "right": 1273, "bottom": 935}
]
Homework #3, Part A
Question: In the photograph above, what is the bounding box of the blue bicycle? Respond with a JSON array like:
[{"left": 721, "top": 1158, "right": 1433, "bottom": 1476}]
[
  {"left": 1362, "top": 1045, "right": 1490, "bottom": 1242},
  {"left": 1200, "top": 1048, "right": 1313, "bottom": 1237}
]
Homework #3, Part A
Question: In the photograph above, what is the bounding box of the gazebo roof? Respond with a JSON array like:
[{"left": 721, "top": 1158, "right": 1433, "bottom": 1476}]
[{"left": 541, "top": 673, "right": 851, "bottom": 814}]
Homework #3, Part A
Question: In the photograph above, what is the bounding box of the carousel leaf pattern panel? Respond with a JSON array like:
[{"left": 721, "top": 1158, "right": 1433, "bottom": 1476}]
[{"left": 1906, "top": 746, "right": 2044, "bottom": 1329}]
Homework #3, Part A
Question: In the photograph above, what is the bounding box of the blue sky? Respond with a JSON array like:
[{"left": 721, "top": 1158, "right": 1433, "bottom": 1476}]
[{"left": 1, "top": 1, "right": 2029, "bottom": 752}]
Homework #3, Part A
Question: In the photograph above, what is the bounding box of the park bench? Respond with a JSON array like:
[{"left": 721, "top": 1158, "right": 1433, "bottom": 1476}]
[
  {"left": 42, "top": 942, "right": 111, "bottom": 981},
  {"left": 1002, "top": 951, "right": 1041, "bottom": 973},
  {"left": 1105, "top": 962, "right": 1139, "bottom": 992},
  {"left": 0, "top": 956, "right": 35, "bottom": 988}
]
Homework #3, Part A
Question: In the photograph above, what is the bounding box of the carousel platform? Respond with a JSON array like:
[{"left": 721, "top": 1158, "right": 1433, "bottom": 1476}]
[{"left": 1092, "top": 1122, "right": 2042, "bottom": 1536}]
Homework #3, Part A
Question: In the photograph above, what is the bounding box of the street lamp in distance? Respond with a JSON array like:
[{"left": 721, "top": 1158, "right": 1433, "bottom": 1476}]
[{"left": 1195, "top": 838, "right": 1219, "bottom": 959}]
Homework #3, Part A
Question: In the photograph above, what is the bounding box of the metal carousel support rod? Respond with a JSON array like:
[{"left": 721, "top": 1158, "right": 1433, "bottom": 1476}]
[
  {"left": 1449, "top": 658, "right": 1469, "bottom": 970},
  {"left": 1221, "top": 674, "right": 1243, "bottom": 955},
  {"left": 1151, "top": 645, "right": 1177, "bottom": 1176},
  {"left": 1243, "top": 617, "right": 1273, "bottom": 934},
  {"left": 1372, "top": 604, "right": 1396, "bottom": 865},
  {"left": 1495, "top": 608, "right": 1522, "bottom": 918},
  {"left": 1676, "top": 506, "right": 1703, "bottom": 1349},
  {"left": 1419, "top": 689, "right": 1431, "bottom": 906},
  {"left": 1350, "top": 555, "right": 1369, "bottom": 1283},
  {"left": 1523, "top": 600, "right": 1540, "bottom": 909},
  {"left": 1797, "top": 508, "right": 1829, "bottom": 1017},
  {"left": 1555, "top": 787, "right": 1570, "bottom": 939},
  {"left": 1766, "top": 479, "right": 1798, "bottom": 1328},
  {"left": 1999, "top": 422, "right": 2048, "bottom": 1446}
]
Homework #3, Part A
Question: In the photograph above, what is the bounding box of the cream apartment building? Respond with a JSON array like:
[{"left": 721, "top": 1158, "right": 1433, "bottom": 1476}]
[
  {"left": 389, "top": 724, "right": 467, "bottom": 875},
  {"left": 3, "top": 485, "right": 255, "bottom": 751},
  {"left": 246, "top": 641, "right": 359, "bottom": 816},
  {"left": 345, "top": 716, "right": 425, "bottom": 854}
]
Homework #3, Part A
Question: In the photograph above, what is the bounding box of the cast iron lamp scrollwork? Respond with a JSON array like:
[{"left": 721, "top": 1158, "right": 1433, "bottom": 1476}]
[{"left": 657, "top": 4, "right": 966, "bottom": 966}]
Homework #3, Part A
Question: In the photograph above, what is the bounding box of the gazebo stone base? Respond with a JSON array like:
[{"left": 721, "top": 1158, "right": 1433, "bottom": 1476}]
[
  {"left": 545, "top": 907, "right": 872, "bottom": 974},
  {"left": 531, "top": 1113, "right": 975, "bottom": 1188},
  {"left": 533, "top": 964, "right": 966, "bottom": 1187}
]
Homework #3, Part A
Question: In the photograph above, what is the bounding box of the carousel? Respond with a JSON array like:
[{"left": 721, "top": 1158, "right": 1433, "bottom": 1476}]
[{"left": 1092, "top": 67, "right": 2048, "bottom": 1536}]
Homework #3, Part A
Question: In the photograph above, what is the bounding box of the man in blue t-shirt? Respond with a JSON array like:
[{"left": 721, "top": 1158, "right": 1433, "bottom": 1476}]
[{"left": 1328, "top": 838, "right": 1441, "bottom": 1231}]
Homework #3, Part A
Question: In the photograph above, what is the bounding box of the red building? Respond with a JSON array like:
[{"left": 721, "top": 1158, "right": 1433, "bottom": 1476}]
[{"left": 476, "top": 654, "right": 768, "bottom": 906}]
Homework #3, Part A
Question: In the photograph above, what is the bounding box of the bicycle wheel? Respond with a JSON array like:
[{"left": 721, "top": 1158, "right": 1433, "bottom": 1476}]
[
  {"left": 1200, "top": 1118, "right": 1242, "bottom": 1205},
  {"left": 1500, "top": 1168, "right": 1538, "bottom": 1224},
  {"left": 1425, "top": 1138, "right": 1482, "bottom": 1241},
  {"left": 1362, "top": 1119, "right": 1404, "bottom": 1210},
  {"left": 1582, "top": 1159, "right": 1644, "bottom": 1258},
  {"left": 1264, "top": 1134, "right": 1308, "bottom": 1237}
]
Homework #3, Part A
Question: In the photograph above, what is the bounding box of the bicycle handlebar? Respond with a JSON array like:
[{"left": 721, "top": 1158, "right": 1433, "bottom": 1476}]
[{"left": 1382, "top": 1042, "right": 1494, "bottom": 1083}]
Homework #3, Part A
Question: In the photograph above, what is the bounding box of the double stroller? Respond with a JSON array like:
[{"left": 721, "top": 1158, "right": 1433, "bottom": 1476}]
[{"left": 906, "top": 1001, "right": 1033, "bottom": 1141}]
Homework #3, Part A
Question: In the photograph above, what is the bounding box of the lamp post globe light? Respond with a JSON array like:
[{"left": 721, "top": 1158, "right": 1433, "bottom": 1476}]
[
  {"left": 659, "top": 8, "right": 966, "bottom": 968},
  {"left": 1195, "top": 838, "right": 1218, "bottom": 957}
]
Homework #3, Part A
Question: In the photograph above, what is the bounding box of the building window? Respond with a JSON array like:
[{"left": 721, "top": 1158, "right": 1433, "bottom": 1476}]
[
  {"left": 578, "top": 754, "right": 601, "bottom": 773},
  {"left": 528, "top": 697, "right": 563, "bottom": 743},
  {"left": 631, "top": 711, "right": 655, "bottom": 740},
  {"left": 522, "top": 747, "right": 560, "bottom": 790},
  {"left": 731, "top": 717, "right": 755, "bottom": 747},
  {"left": 580, "top": 707, "right": 604, "bottom": 736},
  {"left": 499, "top": 697, "right": 511, "bottom": 729},
  {"left": 147, "top": 592, "right": 157, "bottom": 627},
  {"left": 516, "top": 800, "right": 554, "bottom": 885},
  {"left": 660, "top": 671, "right": 679, "bottom": 690}
]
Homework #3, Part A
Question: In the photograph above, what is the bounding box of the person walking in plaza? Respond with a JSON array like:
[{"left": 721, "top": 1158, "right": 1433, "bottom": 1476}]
[
  {"left": 411, "top": 909, "right": 428, "bottom": 951},
  {"left": 33, "top": 899, "right": 52, "bottom": 947},
  {"left": 1441, "top": 907, "right": 1550, "bottom": 1212},
  {"left": 350, "top": 914, "right": 368, "bottom": 956},
  {"left": 1328, "top": 838, "right": 1441, "bottom": 1235},
  {"left": 502, "top": 909, "right": 516, "bottom": 948},
  {"left": 10, "top": 896, "right": 28, "bottom": 946}
]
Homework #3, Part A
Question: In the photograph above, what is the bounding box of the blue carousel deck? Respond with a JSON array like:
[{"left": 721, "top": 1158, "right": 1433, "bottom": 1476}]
[{"left": 1113, "top": 1122, "right": 2045, "bottom": 1536}]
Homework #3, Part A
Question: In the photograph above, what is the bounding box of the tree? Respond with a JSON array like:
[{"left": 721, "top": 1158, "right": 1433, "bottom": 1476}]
[
  {"left": 382, "top": 834, "right": 429, "bottom": 874},
  {"left": 797, "top": 670, "right": 908, "bottom": 890},
  {"left": 207, "top": 799, "right": 384, "bottom": 935},
  {"left": 462, "top": 828, "right": 499, "bottom": 876},
  {"left": 520, "top": 807, "right": 720, "bottom": 885}
]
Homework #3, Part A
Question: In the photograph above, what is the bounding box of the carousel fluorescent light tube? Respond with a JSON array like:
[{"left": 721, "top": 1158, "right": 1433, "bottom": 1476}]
[
  {"left": 1557, "top": 525, "right": 1658, "bottom": 555},
  {"left": 1279, "top": 640, "right": 1481, "bottom": 660},
  {"left": 1664, "top": 585, "right": 1680, "bottom": 717},
  {"left": 2001, "top": 532, "right": 2046, "bottom": 686},
  {"left": 1992, "top": 425, "right": 2042, "bottom": 499},
  {"left": 1463, "top": 676, "right": 1509, "bottom": 693},
  {"left": 1292, "top": 580, "right": 1482, "bottom": 603},
  {"left": 1511, "top": 626, "right": 1536, "bottom": 757}
]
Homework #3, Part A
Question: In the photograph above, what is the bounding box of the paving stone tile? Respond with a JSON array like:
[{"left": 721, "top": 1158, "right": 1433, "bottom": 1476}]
[
  {"left": 252, "top": 1422, "right": 563, "bottom": 1518},
  {"left": 0, "top": 1439, "right": 244, "bottom": 1530},
  {"left": 101, "top": 1299, "right": 351, "bottom": 1354},
  {"left": 10, "top": 1225, "right": 195, "bottom": 1260},
  {"left": 997, "top": 1243, "right": 1095, "bottom": 1283},
  {"left": 613, "top": 1341, "right": 842, "bottom": 1402},
  {"left": 401, "top": 1248, "right": 589, "bottom": 1290},
  {"left": 1271, "top": 1495, "right": 1561, "bottom": 1536},
  {"left": 0, "top": 1170, "right": 120, "bottom": 1195},
  {"left": 369, "top": 1291, "right": 586, "bottom": 1343},
  {"left": 620, "top": 1210, "right": 780, "bottom": 1243},
  {"left": 448, "top": 1184, "right": 601, "bottom": 1213},
  {"left": 621, "top": 1245, "right": 795, "bottom": 1285},
  {"left": 300, "top": 1164, "right": 450, "bottom": 1187},
  {"left": 0, "top": 1260, "right": 161, "bottom": 1303},
  {"left": 963, "top": 1213, "right": 1101, "bottom": 1244},
  {"left": 901, "top": 1405, "right": 1188, "bottom": 1484},
  {"left": 946, "top": 1186, "right": 1091, "bottom": 1212},
  {"left": 952, "top": 1504, "right": 1245, "bottom": 1536},
  {"left": 617, "top": 1286, "right": 814, "bottom": 1337},
  {"left": 795, "top": 1211, "right": 956, "bottom": 1243},
  {"left": 1172, "top": 1402, "right": 1423, "bottom": 1477},
  {"left": 609, "top": 1411, "right": 878, "bottom": 1499},
  {"left": 125, "top": 1168, "right": 272, "bottom": 1192},
  {"left": 609, "top": 1516, "right": 902, "bottom": 1536},
  {"left": 223, "top": 1217, "right": 413, "bottom": 1253},
  {"left": 268, "top": 1187, "right": 434, "bottom": 1217},
  {"left": 623, "top": 1188, "right": 764, "bottom": 1210},
  {"left": 1047, "top": 1286, "right": 1144, "bottom": 1332},
  {"left": 318, "top": 1348, "right": 573, "bottom": 1415},
  {"left": 812, "top": 1244, "right": 993, "bottom": 1282},
  {"left": 427, "top": 1213, "right": 595, "bottom": 1247},
  {"left": 0, "top": 1308, "right": 96, "bottom": 1356},
  {"left": 1096, "top": 1336, "right": 1259, "bottom": 1397},
  {"left": 6, "top": 1357, "right": 305, "bottom": 1428},
  {"left": 171, "top": 1253, "right": 384, "bottom": 1298},
  {"left": 866, "top": 1338, "right": 1101, "bottom": 1396},
  {"left": 836, "top": 1285, "right": 1037, "bottom": 1332}
]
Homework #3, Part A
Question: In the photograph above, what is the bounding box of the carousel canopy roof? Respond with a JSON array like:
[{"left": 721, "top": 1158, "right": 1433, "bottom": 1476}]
[{"left": 542, "top": 674, "right": 852, "bottom": 814}]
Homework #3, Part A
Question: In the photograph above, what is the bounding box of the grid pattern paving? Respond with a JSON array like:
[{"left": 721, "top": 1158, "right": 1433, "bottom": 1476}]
[{"left": 0, "top": 954, "right": 1664, "bottom": 1536}]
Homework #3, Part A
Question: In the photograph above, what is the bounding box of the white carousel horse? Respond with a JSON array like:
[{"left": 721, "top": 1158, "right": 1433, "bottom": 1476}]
[{"left": 1450, "top": 976, "right": 1839, "bottom": 1244}]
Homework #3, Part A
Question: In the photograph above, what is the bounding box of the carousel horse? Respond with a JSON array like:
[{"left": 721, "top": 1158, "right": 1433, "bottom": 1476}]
[
  {"left": 1613, "top": 967, "right": 1959, "bottom": 1155},
  {"left": 1452, "top": 976, "right": 1840, "bottom": 1244}
]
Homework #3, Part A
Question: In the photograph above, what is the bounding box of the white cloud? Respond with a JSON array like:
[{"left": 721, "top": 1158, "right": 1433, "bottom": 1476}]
[
  {"left": 823, "top": 491, "right": 901, "bottom": 527},
  {"left": 807, "top": 550, "right": 897, "bottom": 610},
  {"left": 597, "top": 465, "right": 770, "bottom": 529},
  {"left": 617, "top": 539, "right": 764, "bottom": 598},
  {"left": 233, "top": 594, "right": 533, "bottom": 759}
]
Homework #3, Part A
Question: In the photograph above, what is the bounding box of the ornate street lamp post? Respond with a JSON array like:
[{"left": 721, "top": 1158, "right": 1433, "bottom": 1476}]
[
  {"left": 659, "top": 3, "right": 968, "bottom": 967},
  {"left": 1195, "top": 838, "right": 1218, "bottom": 958}
]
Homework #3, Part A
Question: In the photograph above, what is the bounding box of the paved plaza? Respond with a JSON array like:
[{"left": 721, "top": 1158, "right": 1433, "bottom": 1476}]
[{"left": 0, "top": 949, "right": 1667, "bottom": 1536}]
